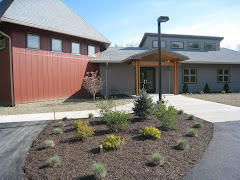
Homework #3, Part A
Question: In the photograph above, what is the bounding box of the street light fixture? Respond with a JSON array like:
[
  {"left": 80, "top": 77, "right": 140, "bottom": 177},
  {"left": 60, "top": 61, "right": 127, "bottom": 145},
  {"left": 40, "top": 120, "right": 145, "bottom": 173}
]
[{"left": 158, "top": 16, "right": 169, "bottom": 102}]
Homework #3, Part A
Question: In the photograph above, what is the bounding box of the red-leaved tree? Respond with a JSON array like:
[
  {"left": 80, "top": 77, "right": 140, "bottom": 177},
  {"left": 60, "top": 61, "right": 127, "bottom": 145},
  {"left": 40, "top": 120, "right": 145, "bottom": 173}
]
[{"left": 83, "top": 71, "right": 103, "bottom": 102}]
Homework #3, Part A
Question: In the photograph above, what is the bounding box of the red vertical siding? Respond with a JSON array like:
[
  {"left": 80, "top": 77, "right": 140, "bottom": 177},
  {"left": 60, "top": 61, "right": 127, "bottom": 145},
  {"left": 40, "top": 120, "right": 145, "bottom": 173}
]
[{"left": 11, "top": 25, "right": 101, "bottom": 104}]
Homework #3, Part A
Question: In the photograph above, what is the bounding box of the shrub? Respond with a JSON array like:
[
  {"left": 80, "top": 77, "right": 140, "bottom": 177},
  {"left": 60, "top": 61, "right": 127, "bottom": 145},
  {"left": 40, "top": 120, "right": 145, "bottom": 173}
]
[
  {"left": 154, "top": 102, "right": 179, "bottom": 130},
  {"left": 187, "top": 128, "right": 198, "bottom": 137},
  {"left": 183, "top": 83, "right": 189, "bottom": 93},
  {"left": 103, "top": 110, "right": 130, "bottom": 132},
  {"left": 46, "top": 155, "right": 61, "bottom": 168},
  {"left": 188, "top": 114, "right": 195, "bottom": 120},
  {"left": 176, "top": 139, "right": 189, "bottom": 150},
  {"left": 91, "top": 162, "right": 106, "bottom": 179},
  {"left": 200, "top": 91, "right": 204, "bottom": 94},
  {"left": 58, "top": 121, "right": 65, "bottom": 127},
  {"left": 54, "top": 128, "right": 63, "bottom": 135},
  {"left": 221, "top": 90, "right": 226, "bottom": 94},
  {"left": 62, "top": 117, "right": 68, "bottom": 121},
  {"left": 204, "top": 83, "right": 210, "bottom": 93},
  {"left": 102, "top": 135, "right": 125, "bottom": 152},
  {"left": 133, "top": 89, "right": 154, "bottom": 119},
  {"left": 76, "top": 121, "right": 94, "bottom": 140},
  {"left": 223, "top": 82, "right": 229, "bottom": 93},
  {"left": 42, "top": 140, "right": 55, "bottom": 149},
  {"left": 97, "top": 96, "right": 116, "bottom": 117},
  {"left": 88, "top": 112, "right": 94, "bottom": 118},
  {"left": 152, "top": 152, "right": 164, "bottom": 166},
  {"left": 139, "top": 126, "right": 161, "bottom": 139},
  {"left": 178, "top": 109, "right": 184, "bottom": 115},
  {"left": 193, "top": 122, "right": 202, "bottom": 128},
  {"left": 74, "top": 120, "right": 90, "bottom": 128}
]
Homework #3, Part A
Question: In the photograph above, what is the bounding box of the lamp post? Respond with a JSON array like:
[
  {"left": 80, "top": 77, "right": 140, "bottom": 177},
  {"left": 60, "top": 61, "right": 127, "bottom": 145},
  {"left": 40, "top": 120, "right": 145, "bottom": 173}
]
[{"left": 158, "top": 16, "right": 169, "bottom": 101}]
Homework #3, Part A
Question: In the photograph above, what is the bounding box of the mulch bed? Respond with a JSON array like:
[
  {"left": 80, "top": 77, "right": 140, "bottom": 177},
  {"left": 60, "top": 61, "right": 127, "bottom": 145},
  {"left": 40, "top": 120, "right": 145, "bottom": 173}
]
[{"left": 22, "top": 114, "right": 213, "bottom": 180}]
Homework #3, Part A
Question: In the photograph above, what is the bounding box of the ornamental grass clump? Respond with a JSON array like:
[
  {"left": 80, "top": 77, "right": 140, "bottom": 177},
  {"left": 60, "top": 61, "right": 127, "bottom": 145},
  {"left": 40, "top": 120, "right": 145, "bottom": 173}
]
[
  {"left": 133, "top": 89, "right": 154, "bottom": 119},
  {"left": 42, "top": 140, "right": 55, "bottom": 149},
  {"left": 75, "top": 121, "right": 94, "bottom": 140},
  {"left": 187, "top": 128, "right": 198, "bottom": 137},
  {"left": 188, "top": 114, "right": 195, "bottom": 120},
  {"left": 152, "top": 152, "right": 164, "bottom": 166},
  {"left": 176, "top": 139, "right": 189, "bottom": 150},
  {"left": 139, "top": 126, "right": 161, "bottom": 139},
  {"left": 58, "top": 121, "right": 65, "bottom": 127},
  {"left": 193, "top": 122, "right": 203, "bottom": 128},
  {"left": 46, "top": 155, "right": 61, "bottom": 168},
  {"left": 91, "top": 162, "right": 106, "bottom": 179},
  {"left": 88, "top": 112, "right": 94, "bottom": 118},
  {"left": 178, "top": 109, "right": 184, "bottom": 115},
  {"left": 54, "top": 128, "right": 63, "bottom": 135},
  {"left": 102, "top": 135, "right": 125, "bottom": 152}
]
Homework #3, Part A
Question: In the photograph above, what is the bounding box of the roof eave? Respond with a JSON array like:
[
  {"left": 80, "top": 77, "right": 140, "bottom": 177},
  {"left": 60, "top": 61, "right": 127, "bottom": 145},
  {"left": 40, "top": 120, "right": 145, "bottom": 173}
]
[{"left": 182, "top": 61, "right": 240, "bottom": 64}]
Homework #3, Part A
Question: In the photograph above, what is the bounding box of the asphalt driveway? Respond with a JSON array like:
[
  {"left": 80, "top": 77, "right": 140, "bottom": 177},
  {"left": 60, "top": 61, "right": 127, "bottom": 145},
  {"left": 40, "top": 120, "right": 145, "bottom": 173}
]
[{"left": 0, "top": 121, "right": 49, "bottom": 180}]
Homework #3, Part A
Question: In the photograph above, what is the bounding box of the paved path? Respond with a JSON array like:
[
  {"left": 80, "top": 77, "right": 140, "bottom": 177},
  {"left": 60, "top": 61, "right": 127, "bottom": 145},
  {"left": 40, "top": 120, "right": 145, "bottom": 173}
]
[
  {"left": 164, "top": 95, "right": 240, "bottom": 180},
  {"left": 0, "top": 121, "right": 49, "bottom": 180}
]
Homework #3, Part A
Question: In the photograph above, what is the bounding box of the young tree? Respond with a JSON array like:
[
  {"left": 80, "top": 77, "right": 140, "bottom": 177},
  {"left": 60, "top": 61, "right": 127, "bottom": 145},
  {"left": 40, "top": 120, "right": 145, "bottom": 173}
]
[{"left": 83, "top": 71, "right": 103, "bottom": 102}]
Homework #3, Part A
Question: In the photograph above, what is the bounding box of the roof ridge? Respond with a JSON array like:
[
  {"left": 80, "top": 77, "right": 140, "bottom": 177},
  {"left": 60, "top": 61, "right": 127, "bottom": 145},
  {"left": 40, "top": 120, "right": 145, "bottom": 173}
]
[{"left": 59, "top": 0, "right": 110, "bottom": 43}]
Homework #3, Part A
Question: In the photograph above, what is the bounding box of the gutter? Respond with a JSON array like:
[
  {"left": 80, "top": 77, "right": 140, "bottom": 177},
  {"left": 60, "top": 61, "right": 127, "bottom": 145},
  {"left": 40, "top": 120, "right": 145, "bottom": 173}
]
[{"left": 0, "top": 31, "right": 15, "bottom": 106}]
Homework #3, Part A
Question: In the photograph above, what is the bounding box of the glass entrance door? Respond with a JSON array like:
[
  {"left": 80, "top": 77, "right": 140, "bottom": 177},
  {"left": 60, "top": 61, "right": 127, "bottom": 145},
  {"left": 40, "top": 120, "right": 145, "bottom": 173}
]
[{"left": 140, "top": 67, "right": 155, "bottom": 93}]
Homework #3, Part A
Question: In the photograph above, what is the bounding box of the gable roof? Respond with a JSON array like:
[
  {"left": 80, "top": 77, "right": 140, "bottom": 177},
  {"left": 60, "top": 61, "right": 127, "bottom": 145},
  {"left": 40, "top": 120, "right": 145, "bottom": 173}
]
[
  {"left": 177, "top": 48, "right": 240, "bottom": 64},
  {"left": 0, "top": 0, "right": 111, "bottom": 48},
  {"left": 90, "top": 47, "right": 189, "bottom": 63}
]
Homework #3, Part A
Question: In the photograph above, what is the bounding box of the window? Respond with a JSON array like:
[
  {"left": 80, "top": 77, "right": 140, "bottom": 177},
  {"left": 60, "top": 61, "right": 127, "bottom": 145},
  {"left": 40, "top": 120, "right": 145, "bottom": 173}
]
[
  {"left": 205, "top": 43, "right": 216, "bottom": 50},
  {"left": 188, "top": 42, "right": 200, "bottom": 50},
  {"left": 218, "top": 68, "right": 229, "bottom": 82},
  {"left": 183, "top": 68, "right": 196, "bottom": 83},
  {"left": 27, "top": 33, "right": 40, "bottom": 50},
  {"left": 51, "top": 38, "right": 63, "bottom": 53},
  {"left": 171, "top": 41, "right": 184, "bottom": 49},
  {"left": 152, "top": 40, "right": 166, "bottom": 48},
  {"left": 71, "top": 42, "right": 81, "bottom": 55},
  {"left": 0, "top": 35, "right": 6, "bottom": 50},
  {"left": 88, "top": 45, "right": 96, "bottom": 57}
]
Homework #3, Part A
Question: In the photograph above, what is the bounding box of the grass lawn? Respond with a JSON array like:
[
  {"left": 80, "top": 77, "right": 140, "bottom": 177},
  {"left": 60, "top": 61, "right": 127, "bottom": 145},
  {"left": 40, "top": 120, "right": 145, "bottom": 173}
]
[{"left": 184, "top": 93, "right": 240, "bottom": 107}]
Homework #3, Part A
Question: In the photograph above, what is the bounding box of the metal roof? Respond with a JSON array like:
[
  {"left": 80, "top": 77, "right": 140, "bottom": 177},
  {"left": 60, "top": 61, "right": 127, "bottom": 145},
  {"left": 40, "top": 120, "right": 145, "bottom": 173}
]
[{"left": 0, "top": 0, "right": 111, "bottom": 48}]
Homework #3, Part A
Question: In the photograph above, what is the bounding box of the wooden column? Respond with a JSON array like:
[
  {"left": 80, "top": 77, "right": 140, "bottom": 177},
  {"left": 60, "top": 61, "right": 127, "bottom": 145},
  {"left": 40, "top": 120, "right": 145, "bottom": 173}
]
[
  {"left": 173, "top": 59, "right": 179, "bottom": 95},
  {"left": 135, "top": 60, "right": 140, "bottom": 96}
]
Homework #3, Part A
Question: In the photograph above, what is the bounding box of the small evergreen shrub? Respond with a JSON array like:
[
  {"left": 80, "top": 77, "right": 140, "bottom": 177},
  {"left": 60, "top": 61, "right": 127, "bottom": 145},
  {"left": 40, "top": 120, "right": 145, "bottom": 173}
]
[
  {"left": 133, "top": 89, "right": 154, "bottom": 119},
  {"left": 103, "top": 110, "right": 131, "bottom": 132},
  {"left": 88, "top": 112, "right": 94, "bottom": 118},
  {"left": 187, "top": 128, "right": 198, "bottom": 137},
  {"left": 74, "top": 120, "right": 90, "bottom": 128},
  {"left": 58, "top": 121, "right": 65, "bottom": 127},
  {"left": 204, "top": 83, "right": 210, "bottom": 93},
  {"left": 176, "top": 139, "right": 189, "bottom": 150},
  {"left": 139, "top": 126, "right": 161, "bottom": 139},
  {"left": 193, "top": 122, "right": 202, "bottom": 128},
  {"left": 223, "top": 82, "right": 229, "bottom": 93},
  {"left": 178, "top": 109, "right": 184, "bottom": 115},
  {"left": 102, "top": 135, "right": 125, "bottom": 152},
  {"left": 154, "top": 102, "right": 179, "bottom": 130},
  {"left": 46, "top": 155, "right": 61, "bottom": 168},
  {"left": 91, "top": 162, "right": 106, "bottom": 179},
  {"left": 76, "top": 121, "right": 94, "bottom": 140},
  {"left": 183, "top": 83, "right": 189, "bottom": 93},
  {"left": 221, "top": 90, "right": 226, "bottom": 94},
  {"left": 152, "top": 152, "right": 164, "bottom": 166},
  {"left": 200, "top": 91, "right": 204, "bottom": 94},
  {"left": 54, "top": 128, "right": 63, "bottom": 135},
  {"left": 97, "top": 96, "right": 116, "bottom": 117},
  {"left": 62, "top": 117, "right": 68, "bottom": 121},
  {"left": 188, "top": 114, "right": 195, "bottom": 120},
  {"left": 42, "top": 140, "right": 55, "bottom": 149}
]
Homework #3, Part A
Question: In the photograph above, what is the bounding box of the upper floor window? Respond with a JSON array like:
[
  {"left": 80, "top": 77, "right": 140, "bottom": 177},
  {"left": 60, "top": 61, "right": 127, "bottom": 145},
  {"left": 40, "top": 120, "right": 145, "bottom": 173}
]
[
  {"left": 71, "top": 42, "right": 81, "bottom": 55},
  {"left": 27, "top": 33, "right": 40, "bottom": 50},
  {"left": 0, "top": 35, "right": 5, "bottom": 50},
  {"left": 51, "top": 38, "right": 63, "bottom": 53},
  {"left": 171, "top": 41, "right": 184, "bottom": 49},
  {"left": 188, "top": 42, "right": 200, "bottom": 50},
  {"left": 218, "top": 68, "right": 229, "bottom": 82},
  {"left": 205, "top": 43, "right": 216, "bottom": 50},
  {"left": 88, "top": 45, "right": 96, "bottom": 57},
  {"left": 152, "top": 40, "right": 166, "bottom": 48},
  {"left": 183, "top": 68, "right": 196, "bottom": 83}
]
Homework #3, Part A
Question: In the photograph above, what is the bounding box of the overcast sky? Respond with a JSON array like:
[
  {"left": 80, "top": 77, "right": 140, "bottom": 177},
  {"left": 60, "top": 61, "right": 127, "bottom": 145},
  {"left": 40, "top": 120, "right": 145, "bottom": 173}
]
[{"left": 62, "top": 0, "right": 240, "bottom": 50}]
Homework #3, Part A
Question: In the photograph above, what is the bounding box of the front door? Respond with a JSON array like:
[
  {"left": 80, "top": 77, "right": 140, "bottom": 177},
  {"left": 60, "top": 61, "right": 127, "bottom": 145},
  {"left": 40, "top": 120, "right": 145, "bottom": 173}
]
[{"left": 140, "top": 67, "right": 155, "bottom": 93}]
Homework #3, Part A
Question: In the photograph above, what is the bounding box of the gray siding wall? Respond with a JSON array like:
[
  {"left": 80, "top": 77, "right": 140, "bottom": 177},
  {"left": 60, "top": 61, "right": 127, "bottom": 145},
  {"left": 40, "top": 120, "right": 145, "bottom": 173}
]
[
  {"left": 179, "top": 64, "right": 240, "bottom": 93},
  {"left": 142, "top": 36, "right": 221, "bottom": 51}
]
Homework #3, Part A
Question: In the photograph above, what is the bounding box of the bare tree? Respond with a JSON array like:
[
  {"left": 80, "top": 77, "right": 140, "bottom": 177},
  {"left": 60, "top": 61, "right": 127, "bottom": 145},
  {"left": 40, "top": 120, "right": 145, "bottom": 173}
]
[{"left": 114, "top": 40, "right": 139, "bottom": 47}]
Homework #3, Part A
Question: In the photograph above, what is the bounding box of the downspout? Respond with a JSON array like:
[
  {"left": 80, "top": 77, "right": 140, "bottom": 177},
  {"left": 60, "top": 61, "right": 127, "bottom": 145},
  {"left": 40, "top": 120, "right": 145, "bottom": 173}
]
[
  {"left": 168, "top": 66, "right": 173, "bottom": 94},
  {"left": 105, "top": 62, "right": 108, "bottom": 96},
  {"left": 0, "top": 31, "right": 14, "bottom": 106}
]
